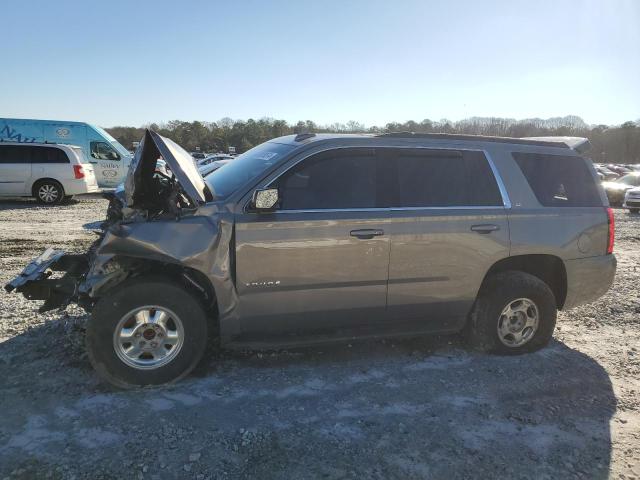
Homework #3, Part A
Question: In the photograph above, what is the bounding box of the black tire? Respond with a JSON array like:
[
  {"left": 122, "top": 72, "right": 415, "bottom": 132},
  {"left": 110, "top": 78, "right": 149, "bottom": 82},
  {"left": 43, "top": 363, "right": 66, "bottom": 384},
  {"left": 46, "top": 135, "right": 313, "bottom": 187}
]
[
  {"left": 63, "top": 195, "right": 74, "bottom": 202},
  {"left": 33, "top": 179, "right": 64, "bottom": 205},
  {"left": 86, "top": 278, "right": 209, "bottom": 388},
  {"left": 464, "top": 271, "right": 557, "bottom": 355}
]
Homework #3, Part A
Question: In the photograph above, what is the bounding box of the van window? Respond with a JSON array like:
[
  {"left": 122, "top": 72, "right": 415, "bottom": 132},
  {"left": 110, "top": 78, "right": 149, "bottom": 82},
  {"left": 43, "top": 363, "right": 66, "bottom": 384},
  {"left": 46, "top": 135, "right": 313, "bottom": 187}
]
[
  {"left": 276, "top": 148, "right": 378, "bottom": 210},
  {"left": 386, "top": 149, "right": 503, "bottom": 207},
  {"left": 31, "top": 147, "right": 70, "bottom": 164},
  {"left": 90, "top": 141, "right": 120, "bottom": 160},
  {"left": 0, "top": 145, "right": 31, "bottom": 164},
  {"left": 512, "top": 152, "right": 602, "bottom": 207}
]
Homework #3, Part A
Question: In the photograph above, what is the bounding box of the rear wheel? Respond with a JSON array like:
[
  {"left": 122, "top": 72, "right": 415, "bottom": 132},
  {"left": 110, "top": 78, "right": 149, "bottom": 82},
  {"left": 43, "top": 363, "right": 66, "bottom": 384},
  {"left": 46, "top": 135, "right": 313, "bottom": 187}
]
[
  {"left": 33, "top": 180, "right": 64, "bottom": 205},
  {"left": 465, "top": 271, "right": 557, "bottom": 354},
  {"left": 86, "top": 278, "right": 209, "bottom": 388}
]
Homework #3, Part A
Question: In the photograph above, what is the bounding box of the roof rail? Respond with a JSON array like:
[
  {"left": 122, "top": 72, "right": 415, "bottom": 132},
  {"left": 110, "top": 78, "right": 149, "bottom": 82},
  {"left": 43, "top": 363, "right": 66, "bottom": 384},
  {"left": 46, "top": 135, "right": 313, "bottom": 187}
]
[
  {"left": 375, "top": 132, "right": 571, "bottom": 148},
  {"left": 521, "top": 136, "right": 591, "bottom": 153},
  {"left": 294, "top": 132, "right": 316, "bottom": 142}
]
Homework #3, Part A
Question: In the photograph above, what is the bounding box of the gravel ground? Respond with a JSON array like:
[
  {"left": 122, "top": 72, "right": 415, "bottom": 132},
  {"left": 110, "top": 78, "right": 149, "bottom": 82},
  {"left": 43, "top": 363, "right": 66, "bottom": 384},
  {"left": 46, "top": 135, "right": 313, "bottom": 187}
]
[{"left": 0, "top": 196, "right": 638, "bottom": 480}]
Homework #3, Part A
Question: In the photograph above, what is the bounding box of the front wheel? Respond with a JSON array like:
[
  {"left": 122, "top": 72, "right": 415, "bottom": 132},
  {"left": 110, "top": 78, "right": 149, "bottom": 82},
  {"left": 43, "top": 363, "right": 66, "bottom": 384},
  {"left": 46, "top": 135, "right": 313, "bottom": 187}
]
[
  {"left": 86, "top": 278, "right": 209, "bottom": 388},
  {"left": 464, "top": 271, "right": 557, "bottom": 355}
]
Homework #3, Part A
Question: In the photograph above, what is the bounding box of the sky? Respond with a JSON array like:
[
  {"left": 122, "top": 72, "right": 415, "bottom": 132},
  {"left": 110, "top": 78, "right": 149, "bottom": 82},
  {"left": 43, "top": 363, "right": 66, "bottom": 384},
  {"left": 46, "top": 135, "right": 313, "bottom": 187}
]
[{"left": 1, "top": 0, "right": 639, "bottom": 128}]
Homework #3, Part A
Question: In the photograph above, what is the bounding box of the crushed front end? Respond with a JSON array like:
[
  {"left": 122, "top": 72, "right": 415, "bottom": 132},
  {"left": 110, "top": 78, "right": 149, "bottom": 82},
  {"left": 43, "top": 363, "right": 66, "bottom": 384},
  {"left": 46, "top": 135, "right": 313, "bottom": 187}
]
[{"left": 4, "top": 128, "right": 216, "bottom": 314}]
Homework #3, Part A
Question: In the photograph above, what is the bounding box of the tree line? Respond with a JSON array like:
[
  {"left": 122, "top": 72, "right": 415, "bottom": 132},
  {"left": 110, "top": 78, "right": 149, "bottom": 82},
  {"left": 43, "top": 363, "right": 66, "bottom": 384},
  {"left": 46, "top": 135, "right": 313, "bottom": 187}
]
[{"left": 106, "top": 116, "right": 640, "bottom": 164}]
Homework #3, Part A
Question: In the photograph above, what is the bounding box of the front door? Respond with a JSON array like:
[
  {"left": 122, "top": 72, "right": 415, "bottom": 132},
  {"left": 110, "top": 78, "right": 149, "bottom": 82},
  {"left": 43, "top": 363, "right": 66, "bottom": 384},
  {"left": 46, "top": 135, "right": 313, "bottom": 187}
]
[
  {"left": 234, "top": 148, "right": 391, "bottom": 335},
  {"left": 88, "top": 140, "right": 124, "bottom": 188},
  {"left": 0, "top": 145, "right": 32, "bottom": 195},
  {"left": 382, "top": 148, "right": 511, "bottom": 331}
]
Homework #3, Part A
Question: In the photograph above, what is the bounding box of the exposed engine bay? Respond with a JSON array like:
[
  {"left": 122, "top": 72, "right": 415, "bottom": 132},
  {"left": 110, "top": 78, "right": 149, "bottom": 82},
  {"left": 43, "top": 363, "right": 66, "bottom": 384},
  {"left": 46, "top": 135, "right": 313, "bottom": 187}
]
[{"left": 5, "top": 129, "right": 220, "bottom": 313}]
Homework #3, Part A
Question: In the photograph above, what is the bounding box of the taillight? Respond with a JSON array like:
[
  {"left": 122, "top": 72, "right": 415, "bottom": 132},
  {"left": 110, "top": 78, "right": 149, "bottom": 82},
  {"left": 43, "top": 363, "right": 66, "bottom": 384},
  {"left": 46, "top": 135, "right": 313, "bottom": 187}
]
[
  {"left": 73, "top": 165, "right": 85, "bottom": 179},
  {"left": 606, "top": 207, "right": 614, "bottom": 254}
]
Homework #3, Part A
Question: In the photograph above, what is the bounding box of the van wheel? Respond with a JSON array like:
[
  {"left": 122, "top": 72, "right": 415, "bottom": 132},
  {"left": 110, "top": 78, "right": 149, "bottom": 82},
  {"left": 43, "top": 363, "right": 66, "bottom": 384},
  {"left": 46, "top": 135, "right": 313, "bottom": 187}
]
[
  {"left": 33, "top": 180, "right": 64, "bottom": 205},
  {"left": 465, "top": 271, "right": 557, "bottom": 354},
  {"left": 63, "top": 195, "right": 74, "bottom": 202},
  {"left": 86, "top": 278, "right": 209, "bottom": 388}
]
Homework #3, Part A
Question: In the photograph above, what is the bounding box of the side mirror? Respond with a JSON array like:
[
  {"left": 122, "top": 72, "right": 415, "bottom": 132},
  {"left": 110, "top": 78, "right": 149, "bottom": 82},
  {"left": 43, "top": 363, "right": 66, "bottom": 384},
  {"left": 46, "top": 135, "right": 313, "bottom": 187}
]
[{"left": 252, "top": 188, "right": 279, "bottom": 212}]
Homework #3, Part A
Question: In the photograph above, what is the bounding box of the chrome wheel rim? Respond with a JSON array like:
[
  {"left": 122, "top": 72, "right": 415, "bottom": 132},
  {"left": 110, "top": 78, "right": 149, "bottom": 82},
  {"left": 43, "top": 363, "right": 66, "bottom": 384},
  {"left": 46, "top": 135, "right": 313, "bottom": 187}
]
[
  {"left": 497, "top": 298, "right": 539, "bottom": 347},
  {"left": 113, "top": 306, "right": 184, "bottom": 370},
  {"left": 38, "top": 184, "right": 59, "bottom": 203}
]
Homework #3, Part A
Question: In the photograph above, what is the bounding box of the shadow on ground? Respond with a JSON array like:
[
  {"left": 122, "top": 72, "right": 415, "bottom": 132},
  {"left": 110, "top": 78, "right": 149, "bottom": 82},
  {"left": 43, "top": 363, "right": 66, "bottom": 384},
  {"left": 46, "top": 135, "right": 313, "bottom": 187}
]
[{"left": 0, "top": 316, "right": 616, "bottom": 479}]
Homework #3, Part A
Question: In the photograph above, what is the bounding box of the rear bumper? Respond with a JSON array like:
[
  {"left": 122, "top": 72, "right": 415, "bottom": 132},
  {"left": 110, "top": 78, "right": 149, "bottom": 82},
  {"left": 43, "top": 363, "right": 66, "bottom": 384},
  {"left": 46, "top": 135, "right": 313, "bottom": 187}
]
[
  {"left": 63, "top": 180, "right": 100, "bottom": 195},
  {"left": 563, "top": 254, "right": 616, "bottom": 310}
]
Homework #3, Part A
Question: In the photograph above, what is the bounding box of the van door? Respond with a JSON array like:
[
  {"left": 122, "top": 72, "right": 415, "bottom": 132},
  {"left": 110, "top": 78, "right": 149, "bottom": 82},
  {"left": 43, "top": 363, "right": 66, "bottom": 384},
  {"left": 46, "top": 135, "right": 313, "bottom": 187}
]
[
  {"left": 233, "top": 148, "right": 391, "bottom": 335},
  {"left": 87, "top": 140, "right": 123, "bottom": 188},
  {"left": 383, "top": 148, "right": 510, "bottom": 332},
  {"left": 0, "top": 145, "right": 32, "bottom": 195}
]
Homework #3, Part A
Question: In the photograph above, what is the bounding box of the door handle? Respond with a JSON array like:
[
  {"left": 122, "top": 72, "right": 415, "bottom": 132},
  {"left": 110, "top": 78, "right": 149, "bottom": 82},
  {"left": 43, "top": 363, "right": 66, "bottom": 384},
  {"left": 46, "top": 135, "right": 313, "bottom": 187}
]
[
  {"left": 470, "top": 224, "right": 500, "bottom": 234},
  {"left": 89, "top": 161, "right": 98, "bottom": 164},
  {"left": 350, "top": 229, "right": 384, "bottom": 239}
]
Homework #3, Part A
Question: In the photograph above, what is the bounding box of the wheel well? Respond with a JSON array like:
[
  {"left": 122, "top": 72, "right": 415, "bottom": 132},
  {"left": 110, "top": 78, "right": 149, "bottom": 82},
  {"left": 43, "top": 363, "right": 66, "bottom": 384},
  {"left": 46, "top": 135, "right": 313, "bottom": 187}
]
[
  {"left": 99, "top": 257, "right": 219, "bottom": 328},
  {"left": 31, "top": 178, "right": 63, "bottom": 196},
  {"left": 482, "top": 255, "right": 568, "bottom": 309}
]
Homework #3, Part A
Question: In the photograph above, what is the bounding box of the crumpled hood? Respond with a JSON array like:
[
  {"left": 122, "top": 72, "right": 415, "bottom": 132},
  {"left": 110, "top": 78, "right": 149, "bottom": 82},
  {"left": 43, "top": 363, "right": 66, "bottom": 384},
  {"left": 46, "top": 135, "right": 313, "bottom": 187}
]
[{"left": 125, "top": 129, "right": 213, "bottom": 207}]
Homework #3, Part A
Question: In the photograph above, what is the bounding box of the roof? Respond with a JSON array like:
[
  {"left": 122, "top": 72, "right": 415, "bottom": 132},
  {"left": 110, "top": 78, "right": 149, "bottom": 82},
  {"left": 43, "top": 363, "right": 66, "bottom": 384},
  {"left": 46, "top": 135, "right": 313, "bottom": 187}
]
[
  {"left": 0, "top": 140, "right": 81, "bottom": 148},
  {"left": 273, "top": 132, "right": 589, "bottom": 151}
]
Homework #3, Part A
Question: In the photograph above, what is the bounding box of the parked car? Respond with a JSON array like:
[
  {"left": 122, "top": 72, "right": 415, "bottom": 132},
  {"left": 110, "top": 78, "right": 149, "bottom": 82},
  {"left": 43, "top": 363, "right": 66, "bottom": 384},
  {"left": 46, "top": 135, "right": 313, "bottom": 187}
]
[
  {"left": 0, "top": 142, "right": 99, "bottom": 204},
  {"left": 1, "top": 118, "right": 132, "bottom": 188},
  {"left": 6, "top": 131, "right": 616, "bottom": 387},
  {"left": 197, "top": 153, "right": 234, "bottom": 167},
  {"left": 602, "top": 173, "right": 640, "bottom": 206},
  {"left": 198, "top": 159, "right": 231, "bottom": 177},
  {"left": 595, "top": 166, "right": 619, "bottom": 181},
  {"left": 623, "top": 187, "right": 640, "bottom": 213}
]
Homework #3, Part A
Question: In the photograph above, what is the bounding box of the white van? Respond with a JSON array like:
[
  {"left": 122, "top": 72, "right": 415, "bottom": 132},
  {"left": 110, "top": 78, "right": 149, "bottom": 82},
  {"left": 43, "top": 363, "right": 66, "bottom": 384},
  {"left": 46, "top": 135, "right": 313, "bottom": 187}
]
[
  {"left": 0, "top": 142, "right": 99, "bottom": 204},
  {"left": 0, "top": 118, "right": 132, "bottom": 188}
]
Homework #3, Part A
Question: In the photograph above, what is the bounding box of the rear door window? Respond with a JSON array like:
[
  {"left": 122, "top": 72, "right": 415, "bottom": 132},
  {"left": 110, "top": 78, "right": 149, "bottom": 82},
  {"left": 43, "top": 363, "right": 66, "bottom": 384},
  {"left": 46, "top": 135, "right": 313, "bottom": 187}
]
[
  {"left": 31, "top": 147, "right": 70, "bottom": 164},
  {"left": 276, "top": 148, "right": 378, "bottom": 210},
  {"left": 512, "top": 152, "right": 602, "bottom": 207},
  {"left": 384, "top": 149, "right": 503, "bottom": 207}
]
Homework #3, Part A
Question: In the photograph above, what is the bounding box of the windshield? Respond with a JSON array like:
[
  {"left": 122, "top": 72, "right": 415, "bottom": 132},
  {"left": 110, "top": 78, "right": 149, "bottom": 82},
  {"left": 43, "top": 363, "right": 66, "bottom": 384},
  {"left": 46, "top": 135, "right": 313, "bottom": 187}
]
[
  {"left": 205, "top": 141, "right": 296, "bottom": 199},
  {"left": 618, "top": 174, "right": 640, "bottom": 186}
]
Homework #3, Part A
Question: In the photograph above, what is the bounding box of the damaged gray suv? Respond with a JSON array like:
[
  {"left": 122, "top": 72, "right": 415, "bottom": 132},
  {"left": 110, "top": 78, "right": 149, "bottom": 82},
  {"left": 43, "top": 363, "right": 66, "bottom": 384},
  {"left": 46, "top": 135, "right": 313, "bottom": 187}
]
[{"left": 6, "top": 130, "right": 616, "bottom": 387}]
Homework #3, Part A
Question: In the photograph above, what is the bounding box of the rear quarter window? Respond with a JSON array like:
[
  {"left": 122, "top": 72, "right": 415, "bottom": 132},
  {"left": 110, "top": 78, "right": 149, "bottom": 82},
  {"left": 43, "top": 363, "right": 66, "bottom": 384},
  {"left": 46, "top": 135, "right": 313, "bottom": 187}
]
[{"left": 512, "top": 152, "right": 602, "bottom": 207}]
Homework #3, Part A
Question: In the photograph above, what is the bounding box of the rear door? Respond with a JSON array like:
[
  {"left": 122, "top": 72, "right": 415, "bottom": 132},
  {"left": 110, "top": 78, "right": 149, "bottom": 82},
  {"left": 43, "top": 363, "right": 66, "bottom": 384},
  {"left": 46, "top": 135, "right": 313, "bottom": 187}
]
[
  {"left": 0, "top": 145, "right": 32, "bottom": 195},
  {"left": 383, "top": 148, "right": 510, "bottom": 331},
  {"left": 234, "top": 147, "right": 391, "bottom": 335},
  {"left": 30, "top": 146, "right": 72, "bottom": 187}
]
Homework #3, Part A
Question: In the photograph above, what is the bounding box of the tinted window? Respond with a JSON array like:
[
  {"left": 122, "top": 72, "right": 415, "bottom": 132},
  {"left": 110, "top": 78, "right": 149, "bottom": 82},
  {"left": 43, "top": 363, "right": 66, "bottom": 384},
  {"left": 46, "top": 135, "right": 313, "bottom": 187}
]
[
  {"left": 387, "top": 149, "right": 503, "bottom": 207},
  {"left": 276, "top": 149, "right": 378, "bottom": 210},
  {"left": 31, "top": 147, "right": 70, "bottom": 164},
  {"left": 0, "top": 145, "right": 31, "bottom": 164},
  {"left": 513, "top": 152, "right": 602, "bottom": 207}
]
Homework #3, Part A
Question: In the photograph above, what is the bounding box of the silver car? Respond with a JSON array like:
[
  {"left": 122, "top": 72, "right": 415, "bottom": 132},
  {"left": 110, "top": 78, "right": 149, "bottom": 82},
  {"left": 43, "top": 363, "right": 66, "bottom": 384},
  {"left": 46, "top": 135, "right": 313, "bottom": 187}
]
[
  {"left": 623, "top": 187, "right": 640, "bottom": 213},
  {"left": 6, "top": 131, "right": 616, "bottom": 387}
]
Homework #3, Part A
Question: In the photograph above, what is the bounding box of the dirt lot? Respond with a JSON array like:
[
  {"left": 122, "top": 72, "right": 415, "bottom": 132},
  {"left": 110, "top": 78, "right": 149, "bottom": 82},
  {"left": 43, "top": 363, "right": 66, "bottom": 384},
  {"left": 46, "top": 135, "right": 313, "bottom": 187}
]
[{"left": 0, "top": 196, "right": 638, "bottom": 480}]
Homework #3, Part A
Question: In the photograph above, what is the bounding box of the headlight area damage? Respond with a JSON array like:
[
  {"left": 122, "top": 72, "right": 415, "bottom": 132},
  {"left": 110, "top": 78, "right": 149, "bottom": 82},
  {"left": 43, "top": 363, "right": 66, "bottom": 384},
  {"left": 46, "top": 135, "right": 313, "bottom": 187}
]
[{"left": 4, "top": 129, "right": 223, "bottom": 313}]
